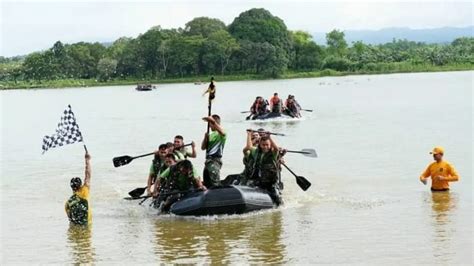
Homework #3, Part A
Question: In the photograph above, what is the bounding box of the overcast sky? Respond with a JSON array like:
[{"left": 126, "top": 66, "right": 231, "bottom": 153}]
[{"left": 1, "top": 0, "right": 472, "bottom": 57}]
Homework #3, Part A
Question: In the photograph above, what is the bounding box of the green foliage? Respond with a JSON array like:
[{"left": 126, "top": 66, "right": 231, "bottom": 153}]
[
  {"left": 1, "top": 7, "right": 473, "bottom": 89},
  {"left": 184, "top": 17, "right": 226, "bottom": 38},
  {"left": 97, "top": 58, "right": 118, "bottom": 81},
  {"left": 326, "top": 30, "right": 347, "bottom": 57}
]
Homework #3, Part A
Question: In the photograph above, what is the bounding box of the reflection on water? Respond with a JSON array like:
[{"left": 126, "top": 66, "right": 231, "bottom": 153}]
[
  {"left": 67, "top": 225, "right": 96, "bottom": 264},
  {"left": 430, "top": 192, "right": 457, "bottom": 263},
  {"left": 153, "top": 211, "right": 285, "bottom": 264}
]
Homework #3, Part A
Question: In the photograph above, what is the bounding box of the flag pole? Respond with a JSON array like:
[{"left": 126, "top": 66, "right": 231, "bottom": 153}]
[{"left": 69, "top": 104, "right": 88, "bottom": 154}]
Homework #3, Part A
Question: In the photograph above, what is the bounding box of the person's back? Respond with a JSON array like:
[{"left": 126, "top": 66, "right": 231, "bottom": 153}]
[
  {"left": 270, "top": 93, "right": 282, "bottom": 113},
  {"left": 65, "top": 152, "right": 92, "bottom": 225}
]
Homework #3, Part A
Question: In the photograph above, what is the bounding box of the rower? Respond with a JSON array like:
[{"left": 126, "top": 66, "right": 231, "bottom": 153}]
[
  {"left": 242, "top": 135, "right": 284, "bottom": 205},
  {"left": 269, "top": 93, "right": 282, "bottom": 114},
  {"left": 157, "top": 160, "right": 206, "bottom": 212},
  {"left": 146, "top": 144, "right": 168, "bottom": 196},
  {"left": 173, "top": 135, "right": 196, "bottom": 158}
]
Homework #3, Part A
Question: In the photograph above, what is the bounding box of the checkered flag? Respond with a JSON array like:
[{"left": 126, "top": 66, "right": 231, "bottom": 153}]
[{"left": 42, "top": 105, "right": 84, "bottom": 154}]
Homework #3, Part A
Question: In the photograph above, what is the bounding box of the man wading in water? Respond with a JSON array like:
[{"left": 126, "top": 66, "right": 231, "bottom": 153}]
[
  {"left": 201, "top": 114, "right": 226, "bottom": 187},
  {"left": 65, "top": 151, "right": 92, "bottom": 226},
  {"left": 419, "top": 146, "right": 460, "bottom": 192}
]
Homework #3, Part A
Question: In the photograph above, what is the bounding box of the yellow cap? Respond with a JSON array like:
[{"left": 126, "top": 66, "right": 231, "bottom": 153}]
[{"left": 430, "top": 146, "right": 444, "bottom": 155}]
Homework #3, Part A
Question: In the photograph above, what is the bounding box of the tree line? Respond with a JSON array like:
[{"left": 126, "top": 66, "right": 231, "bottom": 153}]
[{"left": 1, "top": 8, "right": 473, "bottom": 84}]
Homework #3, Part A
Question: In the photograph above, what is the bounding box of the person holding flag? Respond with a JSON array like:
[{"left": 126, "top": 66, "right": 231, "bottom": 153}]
[
  {"left": 42, "top": 105, "right": 91, "bottom": 225},
  {"left": 65, "top": 151, "right": 92, "bottom": 226}
]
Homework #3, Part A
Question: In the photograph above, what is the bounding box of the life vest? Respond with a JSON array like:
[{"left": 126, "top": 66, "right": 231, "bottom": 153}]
[
  {"left": 270, "top": 96, "right": 281, "bottom": 106},
  {"left": 152, "top": 158, "right": 165, "bottom": 182},
  {"left": 244, "top": 148, "right": 280, "bottom": 185},
  {"left": 167, "top": 165, "right": 197, "bottom": 191},
  {"left": 66, "top": 194, "right": 89, "bottom": 225}
]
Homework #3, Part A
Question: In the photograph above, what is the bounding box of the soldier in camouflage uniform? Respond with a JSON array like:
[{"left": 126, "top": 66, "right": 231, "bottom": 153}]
[
  {"left": 201, "top": 114, "right": 226, "bottom": 188},
  {"left": 65, "top": 151, "right": 92, "bottom": 226}
]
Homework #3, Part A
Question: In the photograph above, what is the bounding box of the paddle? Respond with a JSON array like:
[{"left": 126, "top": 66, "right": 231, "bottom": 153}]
[
  {"left": 241, "top": 111, "right": 251, "bottom": 114},
  {"left": 248, "top": 129, "right": 286, "bottom": 136},
  {"left": 281, "top": 163, "right": 311, "bottom": 191},
  {"left": 301, "top": 109, "right": 313, "bottom": 112},
  {"left": 113, "top": 143, "right": 193, "bottom": 168},
  {"left": 286, "top": 148, "right": 318, "bottom": 158},
  {"left": 113, "top": 152, "right": 155, "bottom": 168},
  {"left": 128, "top": 186, "right": 148, "bottom": 198},
  {"left": 123, "top": 195, "right": 149, "bottom": 200}
]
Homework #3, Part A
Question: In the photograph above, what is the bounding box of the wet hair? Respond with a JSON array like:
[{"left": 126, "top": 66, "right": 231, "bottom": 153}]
[
  {"left": 257, "top": 128, "right": 265, "bottom": 132},
  {"left": 274, "top": 93, "right": 278, "bottom": 96},
  {"left": 165, "top": 154, "right": 176, "bottom": 161},
  {"left": 260, "top": 136, "right": 270, "bottom": 142},
  {"left": 212, "top": 114, "right": 221, "bottom": 124},
  {"left": 166, "top": 142, "right": 173, "bottom": 148},
  {"left": 174, "top": 135, "right": 183, "bottom": 140},
  {"left": 158, "top": 144, "right": 167, "bottom": 150},
  {"left": 177, "top": 159, "right": 193, "bottom": 171},
  {"left": 70, "top": 177, "right": 82, "bottom": 191}
]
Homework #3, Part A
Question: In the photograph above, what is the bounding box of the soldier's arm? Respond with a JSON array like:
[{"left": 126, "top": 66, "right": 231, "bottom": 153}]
[{"left": 84, "top": 152, "right": 91, "bottom": 187}]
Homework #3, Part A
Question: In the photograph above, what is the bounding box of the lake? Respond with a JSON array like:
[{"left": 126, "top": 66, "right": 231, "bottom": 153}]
[{"left": 1, "top": 71, "right": 472, "bottom": 264}]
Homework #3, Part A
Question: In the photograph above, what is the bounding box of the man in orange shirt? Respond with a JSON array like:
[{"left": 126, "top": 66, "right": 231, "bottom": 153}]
[{"left": 419, "top": 146, "right": 460, "bottom": 192}]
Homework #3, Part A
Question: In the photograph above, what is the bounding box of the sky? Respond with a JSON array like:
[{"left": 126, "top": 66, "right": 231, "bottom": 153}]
[{"left": 1, "top": 0, "right": 473, "bottom": 57}]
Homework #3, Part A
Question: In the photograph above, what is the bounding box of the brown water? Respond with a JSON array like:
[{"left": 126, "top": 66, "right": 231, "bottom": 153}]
[{"left": 1, "top": 71, "right": 472, "bottom": 264}]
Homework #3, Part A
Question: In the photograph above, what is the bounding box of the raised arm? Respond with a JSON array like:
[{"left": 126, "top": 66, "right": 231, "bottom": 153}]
[
  {"left": 201, "top": 133, "right": 208, "bottom": 151},
  {"left": 243, "top": 130, "right": 254, "bottom": 154},
  {"left": 268, "top": 135, "right": 279, "bottom": 152},
  {"left": 188, "top": 141, "right": 197, "bottom": 158},
  {"left": 84, "top": 152, "right": 91, "bottom": 187}
]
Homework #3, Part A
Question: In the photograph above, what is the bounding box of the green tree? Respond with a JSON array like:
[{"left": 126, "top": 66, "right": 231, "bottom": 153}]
[
  {"left": 184, "top": 17, "right": 226, "bottom": 38},
  {"left": 228, "top": 8, "right": 292, "bottom": 52},
  {"left": 326, "top": 29, "right": 347, "bottom": 57},
  {"left": 97, "top": 58, "right": 118, "bottom": 81},
  {"left": 202, "top": 30, "right": 239, "bottom": 75},
  {"left": 291, "top": 31, "right": 324, "bottom": 70}
]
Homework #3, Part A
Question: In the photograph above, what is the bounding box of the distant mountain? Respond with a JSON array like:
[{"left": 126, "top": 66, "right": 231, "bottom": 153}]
[{"left": 312, "top": 26, "right": 474, "bottom": 45}]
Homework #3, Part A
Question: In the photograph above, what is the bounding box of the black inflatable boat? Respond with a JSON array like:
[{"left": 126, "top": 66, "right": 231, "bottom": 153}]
[
  {"left": 169, "top": 185, "right": 275, "bottom": 216},
  {"left": 248, "top": 110, "right": 299, "bottom": 120}
]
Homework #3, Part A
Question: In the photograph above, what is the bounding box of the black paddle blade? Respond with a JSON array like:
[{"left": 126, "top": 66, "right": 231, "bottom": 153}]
[
  {"left": 296, "top": 176, "right": 311, "bottom": 191},
  {"left": 221, "top": 174, "right": 242, "bottom": 186},
  {"left": 128, "top": 187, "right": 147, "bottom": 198},
  {"left": 301, "top": 149, "right": 318, "bottom": 158},
  {"left": 113, "top": 155, "right": 133, "bottom": 167}
]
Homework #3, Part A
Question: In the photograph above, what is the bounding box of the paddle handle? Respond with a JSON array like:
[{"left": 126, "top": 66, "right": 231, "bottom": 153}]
[
  {"left": 302, "top": 109, "right": 313, "bottom": 112},
  {"left": 132, "top": 152, "right": 156, "bottom": 160},
  {"left": 249, "top": 130, "right": 285, "bottom": 136},
  {"left": 281, "top": 163, "right": 297, "bottom": 177},
  {"left": 286, "top": 150, "right": 310, "bottom": 155}
]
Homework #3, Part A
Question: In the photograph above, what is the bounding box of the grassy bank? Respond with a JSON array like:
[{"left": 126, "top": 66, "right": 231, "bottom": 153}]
[{"left": 1, "top": 63, "right": 472, "bottom": 90}]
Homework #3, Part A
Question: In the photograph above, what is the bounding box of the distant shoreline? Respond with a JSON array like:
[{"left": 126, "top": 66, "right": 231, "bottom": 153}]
[{"left": 1, "top": 64, "right": 472, "bottom": 90}]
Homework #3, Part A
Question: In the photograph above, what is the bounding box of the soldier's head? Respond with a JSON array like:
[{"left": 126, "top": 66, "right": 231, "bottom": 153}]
[
  {"left": 164, "top": 154, "right": 176, "bottom": 167},
  {"left": 259, "top": 136, "right": 272, "bottom": 153},
  {"left": 166, "top": 142, "right": 174, "bottom": 153},
  {"left": 211, "top": 114, "right": 221, "bottom": 125},
  {"left": 177, "top": 160, "right": 193, "bottom": 176},
  {"left": 156, "top": 144, "right": 168, "bottom": 159},
  {"left": 174, "top": 135, "right": 184, "bottom": 148},
  {"left": 70, "top": 177, "right": 82, "bottom": 192}
]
